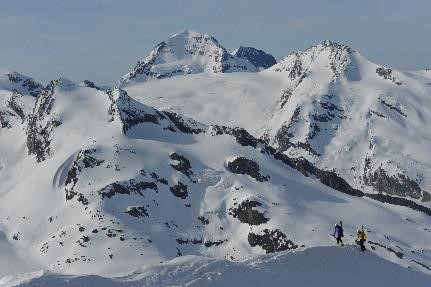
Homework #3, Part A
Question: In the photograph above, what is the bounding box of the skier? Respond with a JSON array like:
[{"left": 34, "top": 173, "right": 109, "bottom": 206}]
[
  {"left": 355, "top": 226, "right": 367, "bottom": 252},
  {"left": 333, "top": 221, "right": 344, "bottom": 246}
]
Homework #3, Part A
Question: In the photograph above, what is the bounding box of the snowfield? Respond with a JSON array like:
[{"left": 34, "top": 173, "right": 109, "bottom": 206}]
[{"left": 1, "top": 31, "right": 431, "bottom": 285}]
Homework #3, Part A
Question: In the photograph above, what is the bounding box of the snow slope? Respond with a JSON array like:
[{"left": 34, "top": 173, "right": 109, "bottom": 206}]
[
  {"left": 2, "top": 246, "right": 430, "bottom": 287},
  {"left": 0, "top": 74, "right": 430, "bottom": 279}
]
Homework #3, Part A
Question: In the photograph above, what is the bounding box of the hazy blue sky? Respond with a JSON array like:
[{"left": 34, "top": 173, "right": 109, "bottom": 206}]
[{"left": 0, "top": 0, "right": 430, "bottom": 86}]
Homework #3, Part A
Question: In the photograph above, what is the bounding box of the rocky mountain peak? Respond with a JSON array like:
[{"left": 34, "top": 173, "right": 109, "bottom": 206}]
[
  {"left": 118, "top": 30, "right": 257, "bottom": 85},
  {"left": 271, "top": 40, "right": 354, "bottom": 81},
  {"left": 232, "top": 46, "right": 277, "bottom": 70},
  {"left": 0, "top": 67, "right": 43, "bottom": 97}
]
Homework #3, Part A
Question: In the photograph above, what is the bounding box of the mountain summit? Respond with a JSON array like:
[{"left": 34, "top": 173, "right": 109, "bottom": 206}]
[
  {"left": 232, "top": 46, "right": 277, "bottom": 70},
  {"left": 119, "top": 30, "right": 258, "bottom": 85}
]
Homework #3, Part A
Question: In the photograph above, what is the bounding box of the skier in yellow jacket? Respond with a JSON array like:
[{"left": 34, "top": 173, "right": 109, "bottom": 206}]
[{"left": 356, "top": 226, "right": 367, "bottom": 252}]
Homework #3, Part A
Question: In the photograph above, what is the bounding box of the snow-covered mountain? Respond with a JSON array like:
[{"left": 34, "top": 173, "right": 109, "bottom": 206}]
[
  {"left": 119, "top": 30, "right": 257, "bottom": 85},
  {"left": 263, "top": 40, "right": 431, "bottom": 203},
  {"left": 232, "top": 46, "right": 277, "bottom": 70},
  {"left": 0, "top": 67, "right": 42, "bottom": 97},
  {"left": 124, "top": 39, "right": 431, "bottom": 205},
  {"left": 1, "top": 32, "right": 431, "bottom": 285}
]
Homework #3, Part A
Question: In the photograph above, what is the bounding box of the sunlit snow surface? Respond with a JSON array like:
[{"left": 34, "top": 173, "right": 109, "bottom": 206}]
[{"left": 1, "top": 33, "right": 431, "bottom": 285}]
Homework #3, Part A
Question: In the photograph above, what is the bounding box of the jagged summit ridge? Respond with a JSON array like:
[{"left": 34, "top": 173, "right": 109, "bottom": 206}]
[
  {"left": 271, "top": 40, "right": 354, "bottom": 81},
  {"left": 119, "top": 30, "right": 257, "bottom": 85},
  {"left": 0, "top": 67, "right": 43, "bottom": 97}
]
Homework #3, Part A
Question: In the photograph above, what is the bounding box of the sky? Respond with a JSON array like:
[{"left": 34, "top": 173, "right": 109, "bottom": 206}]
[{"left": 0, "top": 0, "right": 430, "bottom": 86}]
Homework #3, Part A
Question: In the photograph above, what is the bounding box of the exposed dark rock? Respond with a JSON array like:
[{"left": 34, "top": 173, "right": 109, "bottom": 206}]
[
  {"left": 248, "top": 229, "right": 298, "bottom": 254},
  {"left": 368, "top": 241, "right": 403, "bottom": 259},
  {"left": 379, "top": 99, "right": 406, "bottom": 117},
  {"left": 312, "top": 112, "right": 336, "bottom": 122},
  {"left": 412, "top": 260, "right": 431, "bottom": 271},
  {"left": 318, "top": 100, "right": 343, "bottom": 112},
  {"left": 211, "top": 125, "right": 276, "bottom": 155},
  {"left": 111, "top": 89, "right": 166, "bottom": 133},
  {"left": 227, "top": 157, "right": 269, "bottom": 182},
  {"left": 126, "top": 206, "right": 149, "bottom": 218},
  {"left": 229, "top": 200, "right": 269, "bottom": 225},
  {"left": 369, "top": 110, "right": 386, "bottom": 118},
  {"left": 365, "top": 193, "right": 431, "bottom": 216},
  {"left": 198, "top": 216, "right": 209, "bottom": 225},
  {"left": 150, "top": 172, "right": 168, "bottom": 185},
  {"left": 26, "top": 79, "right": 62, "bottom": 162},
  {"left": 99, "top": 180, "right": 158, "bottom": 199},
  {"left": 308, "top": 123, "right": 321, "bottom": 140},
  {"left": 274, "top": 153, "right": 364, "bottom": 197},
  {"left": 279, "top": 88, "right": 293, "bottom": 109},
  {"left": 170, "top": 152, "right": 193, "bottom": 176},
  {"left": 108, "top": 89, "right": 205, "bottom": 135},
  {"left": 233, "top": 46, "right": 277, "bottom": 69},
  {"left": 169, "top": 182, "right": 188, "bottom": 199},
  {"left": 176, "top": 237, "right": 226, "bottom": 247},
  {"left": 64, "top": 149, "right": 103, "bottom": 204},
  {"left": 83, "top": 80, "right": 102, "bottom": 91},
  {"left": 289, "top": 56, "right": 303, "bottom": 80},
  {"left": 364, "top": 166, "right": 422, "bottom": 199},
  {"left": 5, "top": 92, "right": 27, "bottom": 123},
  {"left": 274, "top": 107, "right": 321, "bottom": 155},
  {"left": 176, "top": 238, "right": 203, "bottom": 245},
  {"left": 122, "top": 42, "right": 167, "bottom": 82},
  {"left": 376, "top": 67, "right": 401, "bottom": 85},
  {"left": 6, "top": 72, "right": 42, "bottom": 97},
  {"left": 120, "top": 32, "right": 254, "bottom": 84},
  {"left": 164, "top": 111, "right": 205, "bottom": 134},
  {"left": 204, "top": 239, "right": 227, "bottom": 247}
]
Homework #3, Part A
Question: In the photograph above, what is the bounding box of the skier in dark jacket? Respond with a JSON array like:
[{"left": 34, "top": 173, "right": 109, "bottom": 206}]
[{"left": 333, "top": 221, "right": 344, "bottom": 246}]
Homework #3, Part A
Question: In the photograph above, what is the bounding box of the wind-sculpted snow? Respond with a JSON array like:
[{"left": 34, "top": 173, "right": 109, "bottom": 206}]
[{"left": 2, "top": 247, "right": 430, "bottom": 287}]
